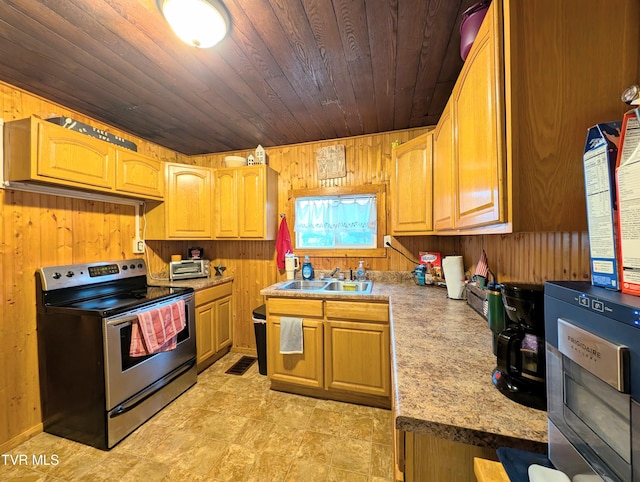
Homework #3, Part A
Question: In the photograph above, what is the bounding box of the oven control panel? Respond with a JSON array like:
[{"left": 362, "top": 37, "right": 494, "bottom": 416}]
[
  {"left": 38, "top": 259, "right": 147, "bottom": 291},
  {"left": 546, "top": 281, "right": 640, "bottom": 329}
]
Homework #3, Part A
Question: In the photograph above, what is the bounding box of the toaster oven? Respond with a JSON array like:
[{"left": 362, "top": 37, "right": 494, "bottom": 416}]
[{"left": 169, "top": 259, "right": 210, "bottom": 280}]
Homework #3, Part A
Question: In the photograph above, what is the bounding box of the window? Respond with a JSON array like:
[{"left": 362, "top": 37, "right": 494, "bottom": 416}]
[
  {"left": 290, "top": 185, "right": 386, "bottom": 257},
  {"left": 295, "top": 194, "right": 377, "bottom": 249}
]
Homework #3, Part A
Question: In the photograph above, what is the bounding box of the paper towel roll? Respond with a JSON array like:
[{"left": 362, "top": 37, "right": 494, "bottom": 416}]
[{"left": 442, "top": 256, "right": 466, "bottom": 299}]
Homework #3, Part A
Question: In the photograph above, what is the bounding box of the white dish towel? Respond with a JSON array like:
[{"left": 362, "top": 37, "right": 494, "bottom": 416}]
[{"left": 279, "top": 317, "right": 303, "bottom": 354}]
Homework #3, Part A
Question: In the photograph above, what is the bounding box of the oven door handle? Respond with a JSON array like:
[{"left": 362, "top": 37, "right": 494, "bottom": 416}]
[
  {"left": 105, "top": 294, "right": 193, "bottom": 327},
  {"left": 109, "top": 359, "right": 195, "bottom": 418}
]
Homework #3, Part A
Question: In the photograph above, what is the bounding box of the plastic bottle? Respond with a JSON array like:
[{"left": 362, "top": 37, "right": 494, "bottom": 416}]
[
  {"left": 356, "top": 260, "right": 366, "bottom": 281},
  {"left": 301, "top": 255, "right": 314, "bottom": 280}
]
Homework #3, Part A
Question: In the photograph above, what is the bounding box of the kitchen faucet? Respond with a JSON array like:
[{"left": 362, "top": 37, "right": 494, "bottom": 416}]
[{"left": 328, "top": 267, "right": 340, "bottom": 279}]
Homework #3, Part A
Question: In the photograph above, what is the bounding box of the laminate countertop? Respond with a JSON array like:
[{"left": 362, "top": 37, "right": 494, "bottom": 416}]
[
  {"left": 148, "top": 275, "right": 234, "bottom": 291},
  {"left": 261, "top": 275, "right": 548, "bottom": 452}
]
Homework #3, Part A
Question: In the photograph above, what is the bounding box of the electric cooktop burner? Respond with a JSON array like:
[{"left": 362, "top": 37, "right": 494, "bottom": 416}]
[{"left": 37, "top": 258, "right": 193, "bottom": 317}]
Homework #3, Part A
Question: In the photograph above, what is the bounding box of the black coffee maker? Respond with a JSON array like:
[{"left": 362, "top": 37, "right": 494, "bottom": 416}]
[{"left": 491, "top": 283, "right": 546, "bottom": 410}]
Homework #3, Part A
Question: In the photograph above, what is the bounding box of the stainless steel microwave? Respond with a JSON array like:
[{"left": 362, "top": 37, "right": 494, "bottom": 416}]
[{"left": 169, "top": 259, "right": 210, "bottom": 280}]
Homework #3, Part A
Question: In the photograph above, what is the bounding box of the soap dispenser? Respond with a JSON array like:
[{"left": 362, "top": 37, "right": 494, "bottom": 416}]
[
  {"left": 302, "top": 255, "right": 314, "bottom": 280},
  {"left": 356, "top": 260, "right": 366, "bottom": 281}
]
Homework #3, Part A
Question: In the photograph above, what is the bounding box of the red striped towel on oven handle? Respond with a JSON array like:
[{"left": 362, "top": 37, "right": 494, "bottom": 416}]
[{"left": 129, "top": 299, "right": 186, "bottom": 357}]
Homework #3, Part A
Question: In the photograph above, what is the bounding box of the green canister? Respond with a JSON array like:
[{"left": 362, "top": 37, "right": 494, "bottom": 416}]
[{"left": 487, "top": 288, "right": 506, "bottom": 356}]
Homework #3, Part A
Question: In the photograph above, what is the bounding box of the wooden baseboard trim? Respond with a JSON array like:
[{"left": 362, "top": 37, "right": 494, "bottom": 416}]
[
  {"left": 270, "top": 380, "right": 391, "bottom": 409},
  {"left": 197, "top": 346, "right": 232, "bottom": 373},
  {"left": 0, "top": 424, "right": 43, "bottom": 453},
  {"left": 231, "top": 346, "right": 258, "bottom": 356}
]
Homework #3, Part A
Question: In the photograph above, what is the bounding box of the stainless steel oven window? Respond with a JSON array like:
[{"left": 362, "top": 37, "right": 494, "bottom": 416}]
[
  {"left": 117, "top": 314, "right": 191, "bottom": 371},
  {"left": 564, "top": 356, "right": 631, "bottom": 481}
]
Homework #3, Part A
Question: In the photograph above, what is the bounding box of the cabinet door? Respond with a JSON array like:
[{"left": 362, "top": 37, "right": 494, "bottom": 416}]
[
  {"left": 238, "top": 166, "right": 266, "bottom": 238},
  {"left": 267, "top": 317, "right": 324, "bottom": 389},
  {"left": 404, "top": 431, "right": 497, "bottom": 482},
  {"left": 452, "top": 8, "right": 504, "bottom": 229},
  {"left": 390, "top": 133, "right": 433, "bottom": 234},
  {"left": 166, "top": 164, "right": 212, "bottom": 238},
  {"left": 324, "top": 320, "right": 390, "bottom": 397},
  {"left": 433, "top": 100, "right": 454, "bottom": 231},
  {"left": 196, "top": 302, "right": 215, "bottom": 369},
  {"left": 115, "top": 149, "right": 164, "bottom": 199},
  {"left": 38, "top": 120, "right": 114, "bottom": 189},
  {"left": 213, "top": 168, "right": 239, "bottom": 238},
  {"left": 215, "top": 295, "right": 233, "bottom": 352}
]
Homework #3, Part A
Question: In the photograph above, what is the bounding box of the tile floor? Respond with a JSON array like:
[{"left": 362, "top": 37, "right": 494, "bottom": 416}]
[{"left": 3, "top": 353, "right": 394, "bottom": 481}]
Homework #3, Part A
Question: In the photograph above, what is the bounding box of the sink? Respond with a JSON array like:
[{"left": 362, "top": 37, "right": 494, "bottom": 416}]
[
  {"left": 323, "top": 280, "right": 373, "bottom": 294},
  {"left": 278, "top": 280, "right": 329, "bottom": 290},
  {"left": 276, "top": 279, "right": 374, "bottom": 294}
]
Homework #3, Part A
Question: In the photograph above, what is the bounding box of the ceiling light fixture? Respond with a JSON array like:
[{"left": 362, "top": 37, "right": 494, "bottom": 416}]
[{"left": 157, "top": 0, "right": 230, "bottom": 49}]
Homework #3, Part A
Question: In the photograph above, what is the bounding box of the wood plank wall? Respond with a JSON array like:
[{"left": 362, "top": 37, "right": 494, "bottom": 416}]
[
  {"left": 0, "top": 82, "right": 186, "bottom": 451},
  {"left": 145, "top": 133, "right": 591, "bottom": 356},
  {"left": 0, "top": 79, "right": 590, "bottom": 450}
]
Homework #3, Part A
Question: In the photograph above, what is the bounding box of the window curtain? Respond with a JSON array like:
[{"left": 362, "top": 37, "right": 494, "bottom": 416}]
[{"left": 294, "top": 195, "right": 376, "bottom": 234}]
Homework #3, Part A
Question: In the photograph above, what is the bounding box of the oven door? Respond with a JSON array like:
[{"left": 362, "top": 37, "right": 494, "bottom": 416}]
[{"left": 103, "top": 293, "right": 196, "bottom": 410}]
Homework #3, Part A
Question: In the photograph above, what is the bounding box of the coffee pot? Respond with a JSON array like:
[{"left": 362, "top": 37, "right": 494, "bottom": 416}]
[
  {"left": 284, "top": 253, "right": 299, "bottom": 280},
  {"left": 492, "top": 283, "right": 546, "bottom": 410}
]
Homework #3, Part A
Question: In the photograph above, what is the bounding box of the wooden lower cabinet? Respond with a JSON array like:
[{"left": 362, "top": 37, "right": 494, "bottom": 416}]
[
  {"left": 398, "top": 431, "right": 497, "bottom": 482},
  {"left": 324, "top": 320, "right": 390, "bottom": 397},
  {"left": 266, "top": 297, "right": 390, "bottom": 407},
  {"left": 267, "top": 298, "right": 324, "bottom": 388},
  {"left": 324, "top": 300, "right": 390, "bottom": 398},
  {"left": 195, "top": 282, "right": 233, "bottom": 372},
  {"left": 268, "top": 318, "right": 324, "bottom": 388}
]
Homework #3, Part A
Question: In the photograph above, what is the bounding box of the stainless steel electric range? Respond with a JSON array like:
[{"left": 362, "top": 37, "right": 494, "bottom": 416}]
[{"left": 36, "top": 258, "right": 196, "bottom": 450}]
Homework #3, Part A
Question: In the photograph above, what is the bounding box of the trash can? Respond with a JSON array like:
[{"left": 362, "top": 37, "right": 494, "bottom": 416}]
[{"left": 252, "top": 304, "right": 267, "bottom": 375}]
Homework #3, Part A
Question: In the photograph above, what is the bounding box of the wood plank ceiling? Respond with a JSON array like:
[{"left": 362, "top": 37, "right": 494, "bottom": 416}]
[{"left": 0, "top": 0, "right": 479, "bottom": 155}]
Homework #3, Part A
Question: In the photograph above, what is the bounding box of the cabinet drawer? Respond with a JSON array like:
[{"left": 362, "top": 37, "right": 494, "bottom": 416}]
[
  {"left": 195, "top": 282, "right": 232, "bottom": 306},
  {"left": 325, "top": 301, "right": 389, "bottom": 322},
  {"left": 268, "top": 298, "right": 324, "bottom": 318}
]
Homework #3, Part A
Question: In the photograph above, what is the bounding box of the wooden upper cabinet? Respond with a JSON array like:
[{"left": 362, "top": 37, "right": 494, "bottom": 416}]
[
  {"left": 5, "top": 116, "right": 114, "bottom": 190},
  {"left": 432, "top": 99, "right": 454, "bottom": 231},
  {"left": 115, "top": 149, "right": 164, "bottom": 200},
  {"left": 390, "top": 132, "right": 433, "bottom": 235},
  {"left": 213, "top": 165, "right": 278, "bottom": 240},
  {"left": 4, "top": 116, "right": 165, "bottom": 201},
  {"left": 166, "top": 164, "right": 212, "bottom": 238},
  {"left": 239, "top": 167, "right": 268, "bottom": 238},
  {"left": 213, "top": 168, "right": 239, "bottom": 238},
  {"left": 145, "top": 163, "right": 213, "bottom": 239},
  {"left": 452, "top": 5, "right": 504, "bottom": 230},
  {"left": 442, "top": 0, "right": 638, "bottom": 233}
]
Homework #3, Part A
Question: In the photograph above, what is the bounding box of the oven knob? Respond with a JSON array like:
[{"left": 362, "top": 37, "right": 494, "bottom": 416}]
[
  {"left": 52, "top": 272, "right": 61, "bottom": 280},
  {"left": 122, "top": 265, "right": 128, "bottom": 270},
  {"left": 137, "top": 263, "right": 143, "bottom": 269},
  {"left": 130, "top": 264, "right": 135, "bottom": 270},
  {"left": 66, "top": 271, "right": 74, "bottom": 278}
]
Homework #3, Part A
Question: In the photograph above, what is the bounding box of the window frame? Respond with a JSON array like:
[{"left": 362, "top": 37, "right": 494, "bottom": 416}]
[{"left": 289, "top": 184, "right": 387, "bottom": 258}]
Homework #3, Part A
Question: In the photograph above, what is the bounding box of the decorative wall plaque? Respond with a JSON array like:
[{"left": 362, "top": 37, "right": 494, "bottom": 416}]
[{"left": 316, "top": 144, "right": 346, "bottom": 180}]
